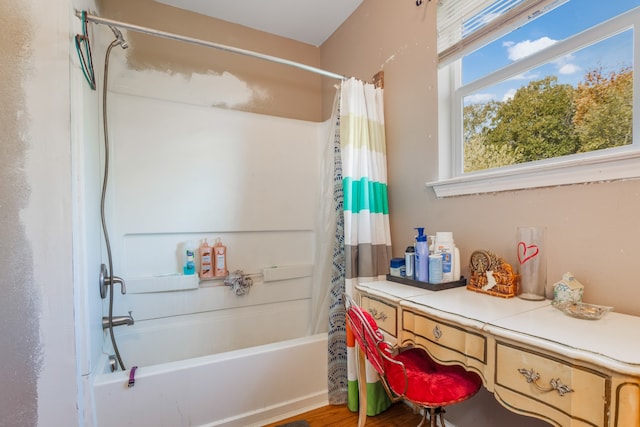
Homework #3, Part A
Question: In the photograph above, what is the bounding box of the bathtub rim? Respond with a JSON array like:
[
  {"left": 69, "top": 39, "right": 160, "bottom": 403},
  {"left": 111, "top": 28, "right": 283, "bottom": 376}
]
[{"left": 94, "top": 332, "right": 328, "bottom": 383}]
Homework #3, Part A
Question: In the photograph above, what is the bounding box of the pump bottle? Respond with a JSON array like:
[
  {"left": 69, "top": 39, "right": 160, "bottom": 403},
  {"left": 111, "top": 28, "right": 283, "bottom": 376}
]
[{"left": 414, "top": 228, "right": 429, "bottom": 282}]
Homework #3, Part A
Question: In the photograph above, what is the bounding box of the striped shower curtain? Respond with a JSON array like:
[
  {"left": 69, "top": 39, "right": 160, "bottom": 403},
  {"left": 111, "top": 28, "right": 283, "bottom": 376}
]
[{"left": 341, "top": 77, "right": 393, "bottom": 415}]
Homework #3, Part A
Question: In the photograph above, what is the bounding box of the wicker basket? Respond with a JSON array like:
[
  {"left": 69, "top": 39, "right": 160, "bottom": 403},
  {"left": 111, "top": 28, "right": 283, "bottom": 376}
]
[{"left": 467, "top": 250, "right": 519, "bottom": 298}]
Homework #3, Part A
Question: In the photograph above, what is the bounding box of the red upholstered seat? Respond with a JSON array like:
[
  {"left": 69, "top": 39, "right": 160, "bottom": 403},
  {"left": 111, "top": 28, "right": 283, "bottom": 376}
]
[
  {"left": 345, "top": 294, "right": 482, "bottom": 427},
  {"left": 386, "top": 347, "right": 482, "bottom": 407}
]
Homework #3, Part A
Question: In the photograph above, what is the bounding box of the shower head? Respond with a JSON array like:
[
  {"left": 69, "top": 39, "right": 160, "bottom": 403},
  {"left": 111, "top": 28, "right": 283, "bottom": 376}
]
[{"left": 108, "top": 25, "right": 128, "bottom": 49}]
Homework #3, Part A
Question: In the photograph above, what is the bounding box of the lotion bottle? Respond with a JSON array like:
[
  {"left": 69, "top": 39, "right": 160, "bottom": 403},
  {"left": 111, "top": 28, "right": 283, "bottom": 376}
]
[
  {"left": 213, "top": 238, "right": 228, "bottom": 277},
  {"left": 414, "top": 228, "right": 429, "bottom": 282},
  {"left": 199, "top": 239, "right": 214, "bottom": 279}
]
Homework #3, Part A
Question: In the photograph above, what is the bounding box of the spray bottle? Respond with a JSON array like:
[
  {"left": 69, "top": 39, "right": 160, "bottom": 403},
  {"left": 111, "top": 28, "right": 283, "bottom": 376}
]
[{"left": 414, "top": 228, "right": 429, "bottom": 282}]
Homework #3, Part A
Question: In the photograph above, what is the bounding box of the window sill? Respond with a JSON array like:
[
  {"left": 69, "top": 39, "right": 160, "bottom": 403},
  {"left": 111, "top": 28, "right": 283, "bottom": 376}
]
[{"left": 428, "top": 148, "right": 640, "bottom": 197}]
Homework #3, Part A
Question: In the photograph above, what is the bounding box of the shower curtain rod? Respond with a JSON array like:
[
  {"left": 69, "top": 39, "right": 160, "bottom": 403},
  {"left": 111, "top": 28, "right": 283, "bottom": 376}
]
[{"left": 75, "top": 11, "right": 347, "bottom": 80}]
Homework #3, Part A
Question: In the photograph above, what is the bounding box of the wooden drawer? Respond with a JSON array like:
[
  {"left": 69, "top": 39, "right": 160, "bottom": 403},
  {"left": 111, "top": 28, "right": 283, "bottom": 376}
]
[
  {"left": 495, "top": 342, "right": 609, "bottom": 426},
  {"left": 402, "top": 310, "right": 486, "bottom": 365},
  {"left": 360, "top": 295, "right": 397, "bottom": 338}
]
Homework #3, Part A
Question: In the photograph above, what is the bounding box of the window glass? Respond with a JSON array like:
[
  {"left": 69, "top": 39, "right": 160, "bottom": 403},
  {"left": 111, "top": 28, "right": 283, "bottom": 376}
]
[
  {"left": 459, "top": 1, "right": 639, "bottom": 174},
  {"left": 463, "top": 30, "right": 633, "bottom": 171}
]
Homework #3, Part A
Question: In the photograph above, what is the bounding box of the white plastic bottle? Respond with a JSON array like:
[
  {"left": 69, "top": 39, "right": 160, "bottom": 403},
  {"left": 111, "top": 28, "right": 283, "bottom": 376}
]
[
  {"left": 435, "top": 232, "right": 455, "bottom": 282},
  {"left": 415, "top": 228, "right": 429, "bottom": 282}
]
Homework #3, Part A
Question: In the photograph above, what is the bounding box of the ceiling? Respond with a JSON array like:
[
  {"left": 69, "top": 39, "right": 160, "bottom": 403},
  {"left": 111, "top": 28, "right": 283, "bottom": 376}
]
[{"left": 154, "top": 0, "right": 364, "bottom": 46}]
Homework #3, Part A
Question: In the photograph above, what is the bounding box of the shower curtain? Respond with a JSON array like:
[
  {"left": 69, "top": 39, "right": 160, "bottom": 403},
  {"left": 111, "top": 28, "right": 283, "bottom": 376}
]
[{"left": 328, "top": 77, "right": 392, "bottom": 414}]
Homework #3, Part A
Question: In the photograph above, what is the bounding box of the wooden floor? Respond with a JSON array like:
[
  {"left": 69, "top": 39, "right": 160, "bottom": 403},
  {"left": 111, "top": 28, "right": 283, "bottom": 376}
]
[{"left": 262, "top": 402, "right": 424, "bottom": 427}]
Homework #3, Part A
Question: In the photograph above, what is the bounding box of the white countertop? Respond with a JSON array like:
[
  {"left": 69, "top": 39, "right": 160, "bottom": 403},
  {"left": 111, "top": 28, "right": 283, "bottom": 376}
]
[
  {"left": 488, "top": 304, "right": 640, "bottom": 372},
  {"left": 404, "top": 287, "right": 550, "bottom": 324}
]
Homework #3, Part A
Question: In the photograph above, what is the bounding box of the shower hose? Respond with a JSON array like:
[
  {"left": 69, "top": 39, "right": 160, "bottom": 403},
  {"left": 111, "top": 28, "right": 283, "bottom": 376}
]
[{"left": 101, "top": 33, "right": 128, "bottom": 371}]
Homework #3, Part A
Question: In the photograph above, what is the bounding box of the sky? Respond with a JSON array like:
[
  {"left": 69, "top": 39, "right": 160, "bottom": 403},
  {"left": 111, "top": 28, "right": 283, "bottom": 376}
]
[{"left": 462, "top": 0, "right": 640, "bottom": 105}]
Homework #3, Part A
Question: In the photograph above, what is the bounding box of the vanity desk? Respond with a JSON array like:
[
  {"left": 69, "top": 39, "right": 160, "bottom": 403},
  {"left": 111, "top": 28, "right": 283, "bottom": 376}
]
[{"left": 355, "top": 281, "right": 640, "bottom": 427}]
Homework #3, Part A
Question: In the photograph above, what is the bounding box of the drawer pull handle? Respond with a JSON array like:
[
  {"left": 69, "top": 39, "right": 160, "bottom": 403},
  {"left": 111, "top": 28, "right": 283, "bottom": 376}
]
[
  {"left": 368, "top": 308, "right": 388, "bottom": 322},
  {"left": 433, "top": 325, "right": 442, "bottom": 340},
  {"left": 517, "top": 368, "right": 574, "bottom": 397}
]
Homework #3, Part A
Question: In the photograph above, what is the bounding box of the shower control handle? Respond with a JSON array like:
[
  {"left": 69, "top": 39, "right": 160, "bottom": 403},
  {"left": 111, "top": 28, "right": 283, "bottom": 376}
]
[{"left": 99, "top": 263, "right": 127, "bottom": 298}]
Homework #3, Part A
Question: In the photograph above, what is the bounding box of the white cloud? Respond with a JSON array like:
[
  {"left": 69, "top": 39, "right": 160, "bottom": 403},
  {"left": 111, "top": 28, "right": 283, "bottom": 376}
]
[
  {"left": 504, "top": 36, "right": 557, "bottom": 61},
  {"left": 558, "top": 63, "right": 581, "bottom": 75},
  {"left": 554, "top": 53, "right": 581, "bottom": 75},
  {"left": 502, "top": 88, "right": 517, "bottom": 102},
  {"left": 465, "top": 93, "right": 495, "bottom": 103}
]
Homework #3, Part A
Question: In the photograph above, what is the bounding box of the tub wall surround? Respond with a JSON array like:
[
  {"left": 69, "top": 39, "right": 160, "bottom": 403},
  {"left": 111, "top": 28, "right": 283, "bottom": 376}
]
[{"left": 94, "top": 52, "right": 329, "bottom": 425}]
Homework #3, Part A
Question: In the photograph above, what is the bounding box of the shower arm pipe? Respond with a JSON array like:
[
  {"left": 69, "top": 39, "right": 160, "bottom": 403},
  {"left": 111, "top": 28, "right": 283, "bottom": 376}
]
[{"left": 75, "top": 11, "right": 347, "bottom": 81}]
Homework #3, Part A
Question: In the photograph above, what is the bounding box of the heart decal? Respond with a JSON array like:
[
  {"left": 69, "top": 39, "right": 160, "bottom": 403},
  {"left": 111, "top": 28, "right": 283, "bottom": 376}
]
[{"left": 518, "top": 242, "right": 539, "bottom": 264}]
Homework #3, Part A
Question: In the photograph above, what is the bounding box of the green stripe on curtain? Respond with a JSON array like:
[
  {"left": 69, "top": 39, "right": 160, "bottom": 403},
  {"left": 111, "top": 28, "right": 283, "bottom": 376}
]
[{"left": 343, "top": 177, "right": 389, "bottom": 214}]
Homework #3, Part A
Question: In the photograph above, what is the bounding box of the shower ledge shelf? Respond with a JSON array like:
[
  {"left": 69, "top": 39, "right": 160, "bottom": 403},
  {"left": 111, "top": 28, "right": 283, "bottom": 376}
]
[{"left": 127, "top": 274, "right": 199, "bottom": 294}]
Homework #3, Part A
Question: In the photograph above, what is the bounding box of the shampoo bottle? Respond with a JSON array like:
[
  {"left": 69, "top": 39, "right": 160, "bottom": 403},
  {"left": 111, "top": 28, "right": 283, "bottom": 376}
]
[
  {"left": 199, "top": 239, "right": 214, "bottom": 279},
  {"left": 213, "top": 238, "right": 228, "bottom": 277},
  {"left": 414, "top": 228, "right": 429, "bottom": 282}
]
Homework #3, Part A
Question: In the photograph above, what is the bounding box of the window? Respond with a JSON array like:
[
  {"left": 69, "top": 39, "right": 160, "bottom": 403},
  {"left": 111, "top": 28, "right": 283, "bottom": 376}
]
[{"left": 433, "top": 0, "right": 640, "bottom": 197}]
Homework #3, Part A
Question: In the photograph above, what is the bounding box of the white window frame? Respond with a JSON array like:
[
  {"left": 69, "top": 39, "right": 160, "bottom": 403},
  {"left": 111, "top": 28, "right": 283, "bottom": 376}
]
[{"left": 431, "top": 6, "right": 640, "bottom": 197}]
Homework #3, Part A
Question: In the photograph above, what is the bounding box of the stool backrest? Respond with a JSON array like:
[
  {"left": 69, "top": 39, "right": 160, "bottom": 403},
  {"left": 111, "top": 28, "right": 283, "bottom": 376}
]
[{"left": 344, "top": 294, "right": 388, "bottom": 376}]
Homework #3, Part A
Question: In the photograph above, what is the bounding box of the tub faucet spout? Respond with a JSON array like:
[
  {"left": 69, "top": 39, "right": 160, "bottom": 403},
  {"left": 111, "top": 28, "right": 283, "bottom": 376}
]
[{"left": 103, "top": 311, "right": 134, "bottom": 329}]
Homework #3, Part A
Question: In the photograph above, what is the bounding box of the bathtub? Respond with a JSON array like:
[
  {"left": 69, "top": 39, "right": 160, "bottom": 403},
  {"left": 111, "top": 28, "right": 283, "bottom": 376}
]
[{"left": 92, "top": 299, "right": 329, "bottom": 427}]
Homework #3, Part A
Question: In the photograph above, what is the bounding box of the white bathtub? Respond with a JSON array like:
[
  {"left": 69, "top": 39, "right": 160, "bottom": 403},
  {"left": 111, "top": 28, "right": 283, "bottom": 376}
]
[{"left": 92, "top": 299, "right": 329, "bottom": 427}]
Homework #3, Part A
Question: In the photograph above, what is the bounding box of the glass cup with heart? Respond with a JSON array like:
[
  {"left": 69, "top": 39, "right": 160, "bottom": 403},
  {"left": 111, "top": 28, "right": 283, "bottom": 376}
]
[{"left": 516, "top": 226, "right": 546, "bottom": 300}]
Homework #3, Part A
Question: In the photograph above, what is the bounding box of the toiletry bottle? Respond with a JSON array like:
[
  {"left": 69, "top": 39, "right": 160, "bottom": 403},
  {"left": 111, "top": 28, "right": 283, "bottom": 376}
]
[
  {"left": 429, "top": 254, "right": 443, "bottom": 284},
  {"left": 414, "top": 228, "right": 429, "bottom": 282},
  {"left": 405, "top": 246, "right": 415, "bottom": 280},
  {"left": 199, "top": 239, "right": 214, "bottom": 279},
  {"left": 213, "top": 238, "right": 227, "bottom": 277},
  {"left": 183, "top": 240, "right": 196, "bottom": 275},
  {"left": 435, "top": 232, "right": 455, "bottom": 282}
]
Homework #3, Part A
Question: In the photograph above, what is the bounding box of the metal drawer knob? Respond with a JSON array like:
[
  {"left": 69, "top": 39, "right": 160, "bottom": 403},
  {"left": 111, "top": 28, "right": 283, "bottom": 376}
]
[{"left": 433, "top": 325, "right": 442, "bottom": 340}]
